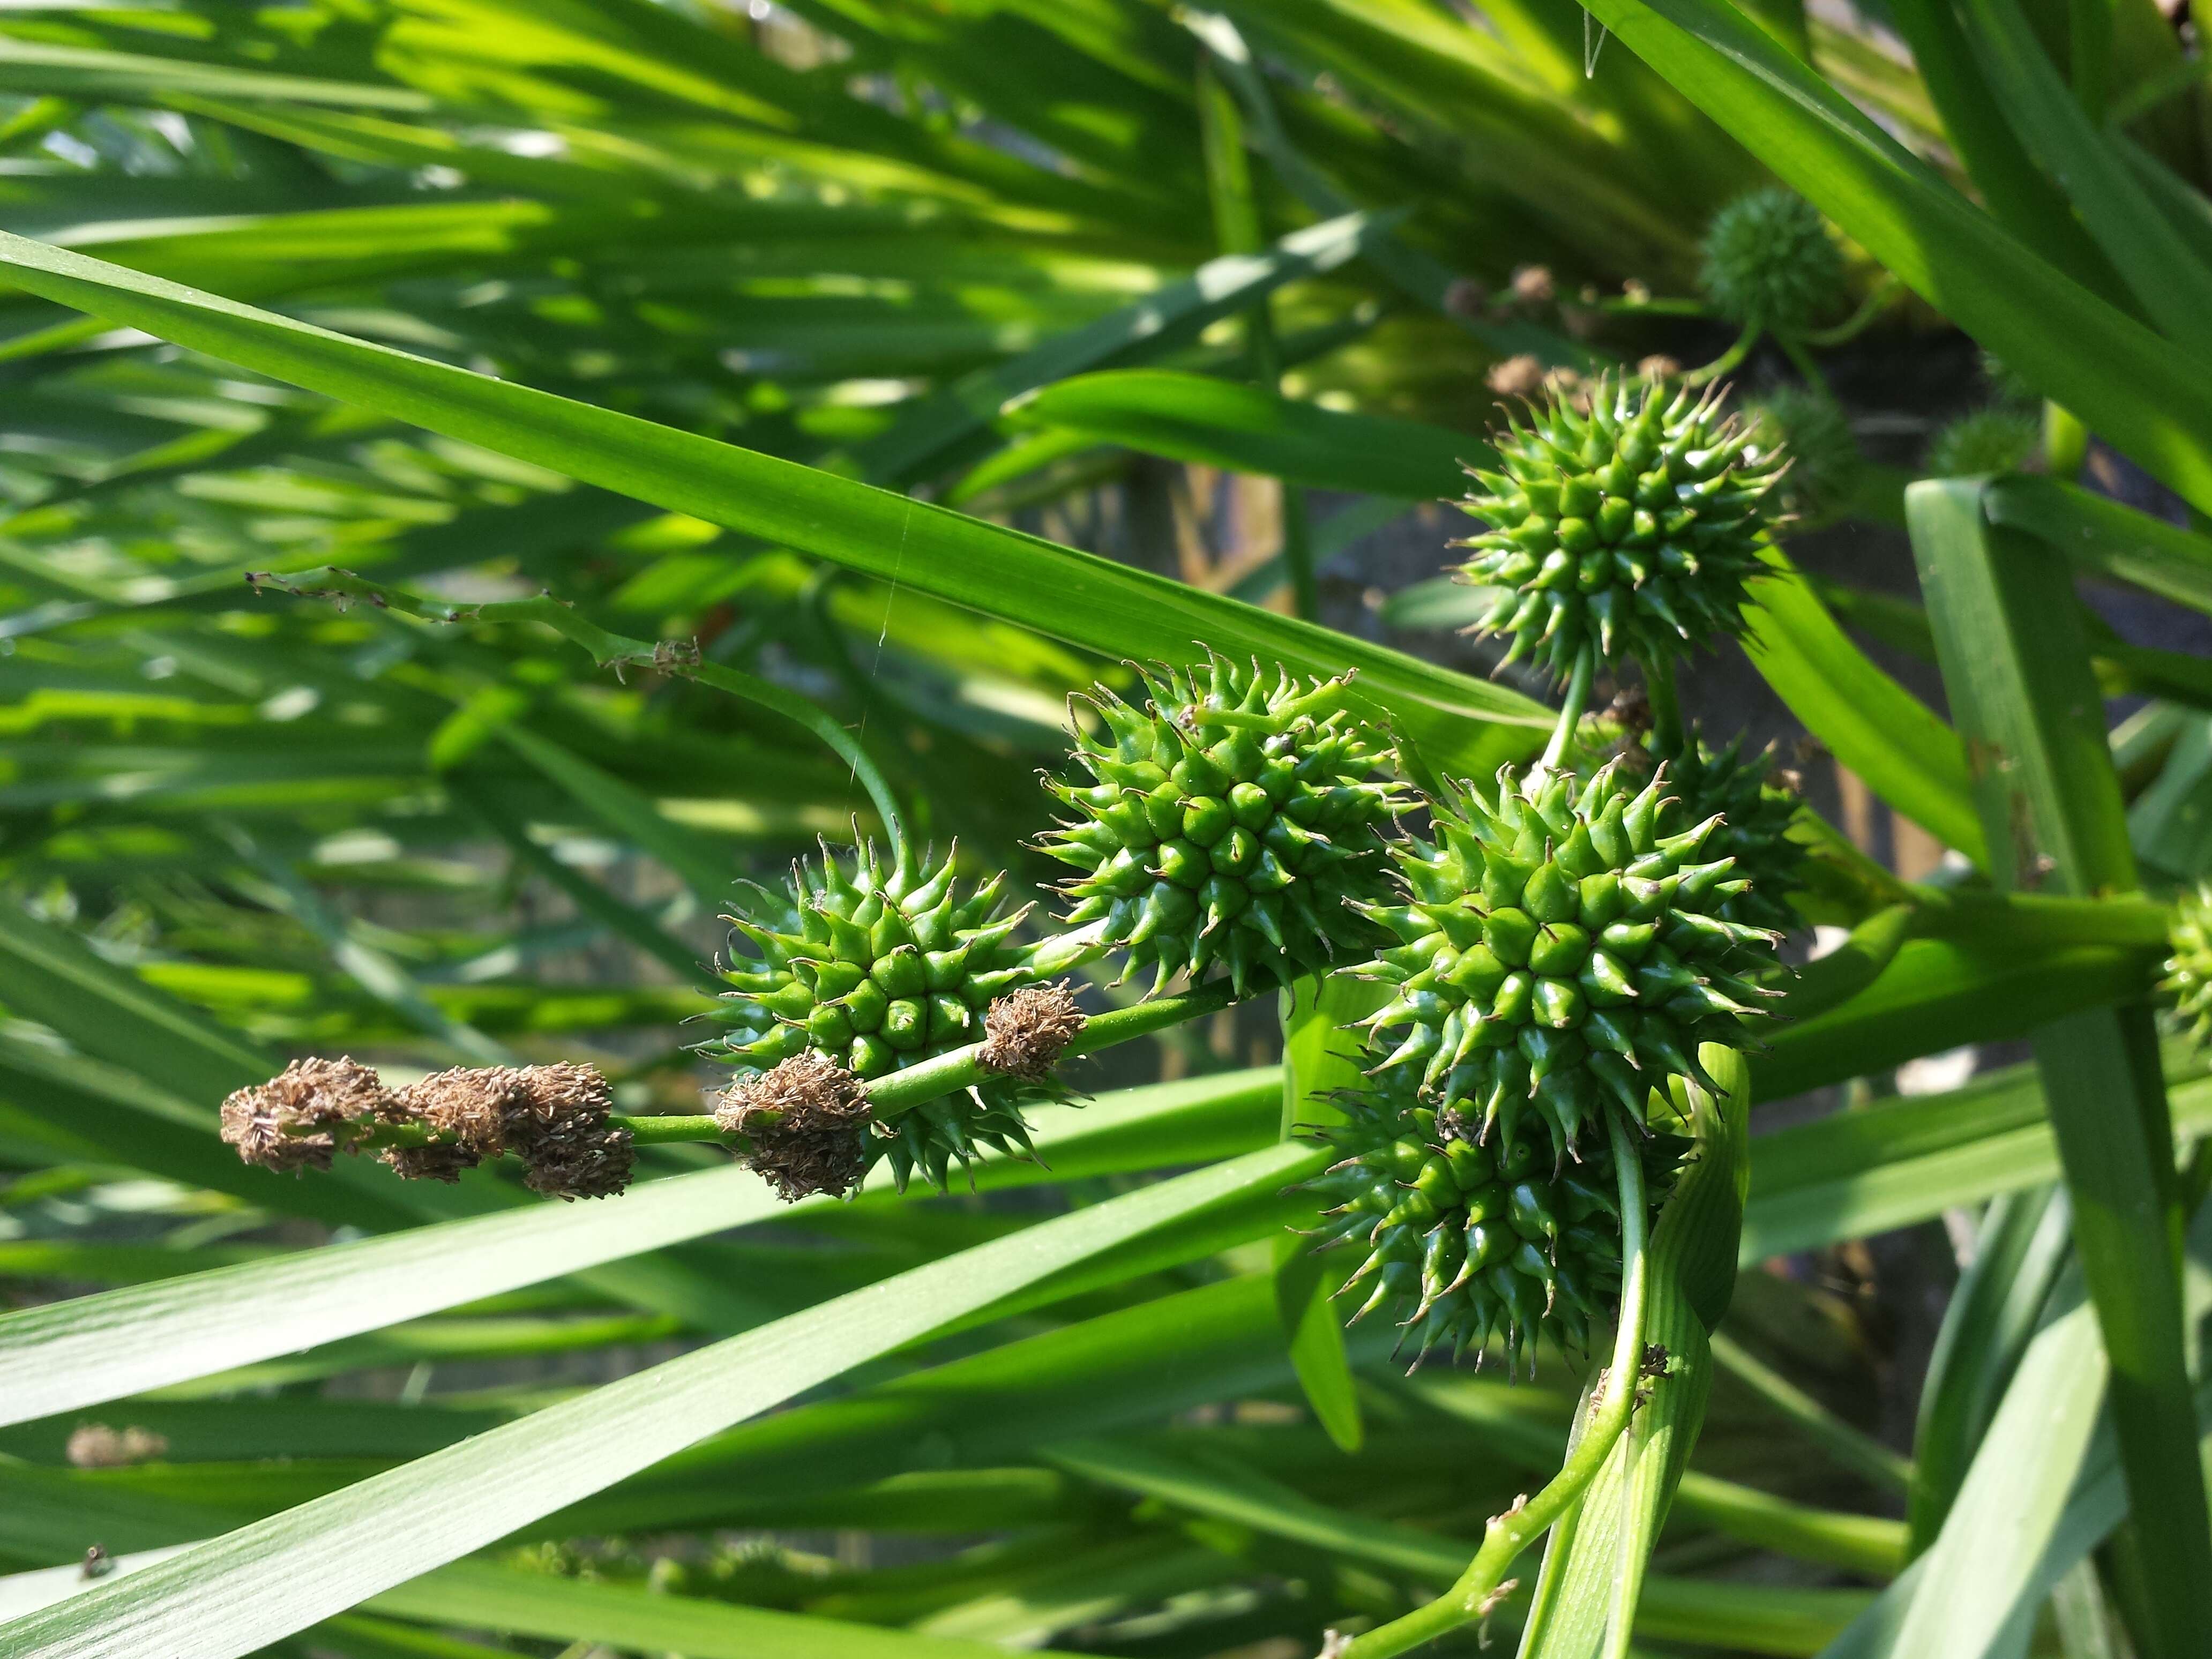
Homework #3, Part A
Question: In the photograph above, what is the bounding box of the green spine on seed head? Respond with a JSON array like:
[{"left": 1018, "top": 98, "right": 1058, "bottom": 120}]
[
  {"left": 1698, "top": 188, "right": 1848, "bottom": 338},
  {"left": 1743, "top": 384, "right": 1859, "bottom": 526},
  {"left": 2161, "top": 885, "right": 2212, "bottom": 1050},
  {"left": 1358, "top": 758, "right": 1782, "bottom": 1164},
  {"left": 709, "top": 838, "right": 1049, "bottom": 1193},
  {"left": 1037, "top": 653, "right": 1408, "bottom": 998},
  {"left": 1304, "top": 1082, "right": 1689, "bottom": 1370},
  {"left": 1646, "top": 728, "right": 1806, "bottom": 935},
  {"left": 1455, "top": 373, "right": 1784, "bottom": 681}
]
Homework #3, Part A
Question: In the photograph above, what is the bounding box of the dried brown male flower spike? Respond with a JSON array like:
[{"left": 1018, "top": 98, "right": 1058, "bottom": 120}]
[
  {"left": 716, "top": 1052, "right": 873, "bottom": 1202},
  {"left": 66, "top": 1424, "right": 168, "bottom": 1469},
  {"left": 219, "top": 1056, "right": 385, "bottom": 1174},
  {"left": 977, "top": 982, "right": 1085, "bottom": 1082},
  {"left": 503, "top": 1062, "right": 633, "bottom": 1200}
]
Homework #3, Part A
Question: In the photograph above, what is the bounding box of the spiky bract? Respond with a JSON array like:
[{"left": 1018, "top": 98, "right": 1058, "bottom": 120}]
[
  {"left": 1362, "top": 760, "right": 1780, "bottom": 1162},
  {"left": 1649, "top": 729, "right": 1805, "bottom": 935},
  {"left": 1455, "top": 376, "right": 1783, "bottom": 679},
  {"left": 713, "top": 840, "right": 1048, "bottom": 1192},
  {"left": 1306, "top": 1087, "right": 1688, "bottom": 1369},
  {"left": 2161, "top": 885, "right": 2212, "bottom": 1049},
  {"left": 1698, "top": 188, "right": 1846, "bottom": 337},
  {"left": 1038, "top": 655, "right": 1405, "bottom": 997}
]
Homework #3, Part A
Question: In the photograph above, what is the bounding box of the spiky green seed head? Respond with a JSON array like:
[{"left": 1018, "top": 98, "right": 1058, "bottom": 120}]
[
  {"left": 1927, "top": 407, "right": 2039, "bottom": 479},
  {"left": 711, "top": 839, "right": 1048, "bottom": 1192},
  {"left": 1305, "top": 1084, "right": 1688, "bottom": 1370},
  {"left": 1645, "top": 728, "right": 1805, "bottom": 935},
  {"left": 1454, "top": 375, "right": 1784, "bottom": 679},
  {"left": 1744, "top": 384, "right": 1859, "bottom": 525},
  {"left": 1037, "top": 654, "right": 1407, "bottom": 998},
  {"left": 2161, "top": 885, "right": 2212, "bottom": 1049},
  {"left": 1698, "top": 188, "right": 1847, "bottom": 337},
  {"left": 1359, "top": 759, "right": 1781, "bottom": 1163}
]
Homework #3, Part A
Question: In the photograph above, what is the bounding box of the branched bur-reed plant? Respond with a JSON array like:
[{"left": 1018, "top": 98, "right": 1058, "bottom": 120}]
[{"left": 225, "top": 371, "right": 1806, "bottom": 1659}]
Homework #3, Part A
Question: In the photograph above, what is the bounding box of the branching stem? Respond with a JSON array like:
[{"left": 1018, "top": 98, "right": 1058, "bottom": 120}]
[
  {"left": 250, "top": 567, "right": 911, "bottom": 862},
  {"left": 1342, "top": 1110, "right": 1652, "bottom": 1659}
]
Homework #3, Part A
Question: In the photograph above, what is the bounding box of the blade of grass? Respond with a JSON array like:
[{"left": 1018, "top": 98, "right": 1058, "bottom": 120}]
[
  {"left": 1908, "top": 477, "right": 2211, "bottom": 1655},
  {"left": 0, "top": 230, "right": 1546, "bottom": 774},
  {"left": 0, "top": 1142, "right": 1319, "bottom": 1659}
]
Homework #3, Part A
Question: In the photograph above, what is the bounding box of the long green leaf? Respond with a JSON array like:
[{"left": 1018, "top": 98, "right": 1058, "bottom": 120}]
[
  {"left": 1908, "top": 477, "right": 2211, "bottom": 1651},
  {"left": 0, "top": 230, "right": 1545, "bottom": 773},
  {"left": 0, "top": 1142, "right": 1314, "bottom": 1659},
  {"left": 1984, "top": 474, "right": 2212, "bottom": 617},
  {"left": 1004, "top": 369, "right": 1483, "bottom": 499},
  {"left": 0, "top": 1066, "right": 1278, "bottom": 1426}
]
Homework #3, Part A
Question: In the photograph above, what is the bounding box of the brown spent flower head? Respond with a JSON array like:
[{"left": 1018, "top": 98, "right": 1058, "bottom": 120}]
[
  {"left": 66, "top": 1424, "right": 169, "bottom": 1469},
  {"left": 977, "top": 982, "right": 1086, "bottom": 1082},
  {"left": 1486, "top": 354, "right": 1544, "bottom": 399},
  {"left": 220, "top": 1058, "right": 631, "bottom": 1197},
  {"left": 716, "top": 1052, "right": 872, "bottom": 1202},
  {"left": 219, "top": 1056, "right": 385, "bottom": 1175},
  {"left": 503, "top": 1062, "right": 632, "bottom": 1200}
]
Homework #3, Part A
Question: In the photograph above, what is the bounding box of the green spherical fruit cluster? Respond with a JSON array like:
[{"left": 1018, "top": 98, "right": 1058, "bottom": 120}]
[
  {"left": 1744, "top": 384, "right": 1859, "bottom": 525},
  {"left": 1926, "top": 407, "right": 2039, "bottom": 479},
  {"left": 1306, "top": 1088, "right": 1688, "bottom": 1368},
  {"left": 1361, "top": 759, "right": 1780, "bottom": 1159},
  {"left": 2161, "top": 885, "right": 2212, "bottom": 1050},
  {"left": 1698, "top": 188, "right": 1847, "bottom": 337},
  {"left": 1456, "top": 375, "right": 1784, "bottom": 679},
  {"left": 713, "top": 840, "right": 1045, "bottom": 1191},
  {"left": 1652, "top": 728, "right": 1806, "bottom": 935},
  {"left": 1038, "top": 654, "right": 1406, "bottom": 997}
]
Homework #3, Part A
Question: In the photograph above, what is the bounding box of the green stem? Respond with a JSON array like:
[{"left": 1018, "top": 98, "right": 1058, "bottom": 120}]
[
  {"left": 251, "top": 566, "right": 911, "bottom": 863},
  {"left": 1343, "top": 1111, "right": 1652, "bottom": 1659},
  {"left": 1541, "top": 645, "right": 1595, "bottom": 771},
  {"left": 337, "top": 977, "right": 1246, "bottom": 1159},
  {"left": 1680, "top": 323, "right": 1759, "bottom": 387},
  {"left": 1800, "top": 273, "right": 1901, "bottom": 347},
  {"left": 1642, "top": 653, "right": 1684, "bottom": 754}
]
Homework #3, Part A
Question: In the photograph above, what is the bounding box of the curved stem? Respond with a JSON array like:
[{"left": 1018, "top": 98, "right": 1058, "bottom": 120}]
[
  {"left": 1541, "top": 645, "right": 1595, "bottom": 771},
  {"left": 1679, "top": 322, "right": 1759, "bottom": 387},
  {"left": 1343, "top": 1111, "right": 1653, "bottom": 1659},
  {"left": 250, "top": 566, "right": 910, "bottom": 862},
  {"left": 1800, "top": 273, "right": 1901, "bottom": 347}
]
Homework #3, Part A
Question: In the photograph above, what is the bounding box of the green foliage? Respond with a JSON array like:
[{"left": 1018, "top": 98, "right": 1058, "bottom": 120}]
[{"left": 0, "top": 4, "right": 2205, "bottom": 1658}]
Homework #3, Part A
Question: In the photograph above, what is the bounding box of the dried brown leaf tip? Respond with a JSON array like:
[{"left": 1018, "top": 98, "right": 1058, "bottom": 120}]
[
  {"left": 219, "top": 1056, "right": 385, "bottom": 1174},
  {"left": 716, "top": 1052, "right": 872, "bottom": 1202},
  {"left": 977, "top": 981, "right": 1085, "bottom": 1082}
]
